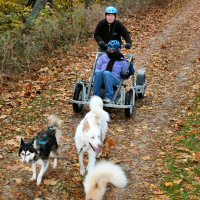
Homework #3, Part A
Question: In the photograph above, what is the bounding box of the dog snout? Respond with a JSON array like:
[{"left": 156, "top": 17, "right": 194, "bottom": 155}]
[
  {"left": 22, "top": 159, "right": 28, "bottom": 164},
  {"left": 98, "top": 143, "right": 102, "bottom": 148}
]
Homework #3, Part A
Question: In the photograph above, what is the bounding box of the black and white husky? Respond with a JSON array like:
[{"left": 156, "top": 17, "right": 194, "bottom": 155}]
[{"left": 19, "top": 115, "right": 63, "bottom": 185}]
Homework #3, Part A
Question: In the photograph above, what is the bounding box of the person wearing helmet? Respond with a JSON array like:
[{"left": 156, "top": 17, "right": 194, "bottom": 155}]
[
  {"left": 93, "top": 40, "right": 128, "bottom": 103},
  {"left": 94, "top": 6, "right": 132, "bottom": 51}
]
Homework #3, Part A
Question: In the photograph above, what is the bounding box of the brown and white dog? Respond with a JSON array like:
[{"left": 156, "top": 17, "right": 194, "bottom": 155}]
[
  {"left": 75, "top": 96, "right": 110, "bottom": 175},
  {"left": 84, "top": 161, "right": 128, "bottom": 200}
]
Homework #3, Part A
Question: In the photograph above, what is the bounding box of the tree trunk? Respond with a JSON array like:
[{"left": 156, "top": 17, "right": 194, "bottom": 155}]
[
  {"left": 84, "top": 0, "right": 91, "bottom": 9},
  {"left": 25, "top": 0, "right": 46, "bottom": 29}
]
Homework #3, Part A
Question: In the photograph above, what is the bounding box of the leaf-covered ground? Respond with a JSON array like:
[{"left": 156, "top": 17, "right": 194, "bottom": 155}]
[{"left": 0, "top": 0, "right": 200, "bottom": 199}]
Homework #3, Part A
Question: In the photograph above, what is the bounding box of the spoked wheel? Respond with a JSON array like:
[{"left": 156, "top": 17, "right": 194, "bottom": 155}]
[
  {"left": 73, "top": 84, "right": 84, "bottom": 113},
  {"left": 124, "top": 90, "right": 135, "bottom": 117},
  {"left": 136, "top": 70, "right": 146, "bottom": 99}
]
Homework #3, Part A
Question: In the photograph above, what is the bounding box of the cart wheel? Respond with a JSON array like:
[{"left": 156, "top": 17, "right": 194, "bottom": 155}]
[
  {"left": 136, "top": 70, "right": 146, "bottom": 99},
  {"left": 136, "top": 72, "right": 145, "bottom": 85},
  {"left": 124, "top": 90, "right": 135, "bottom": 117},
  {"left": 73, "top": 84, "right": 84, "bottom": 113}
]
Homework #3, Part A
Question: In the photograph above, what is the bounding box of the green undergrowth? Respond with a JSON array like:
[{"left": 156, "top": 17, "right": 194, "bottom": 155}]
[{"left": 161, "top": 94, "right": 200, "bottom": 199}]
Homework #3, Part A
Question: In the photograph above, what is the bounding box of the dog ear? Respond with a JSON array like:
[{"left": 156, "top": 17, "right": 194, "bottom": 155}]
[
  {"left": 20, "top": 138, "right": 25, "bottom": 146},
  {"left": 82, "top": 120, "right": 90, "bottom": 133}
]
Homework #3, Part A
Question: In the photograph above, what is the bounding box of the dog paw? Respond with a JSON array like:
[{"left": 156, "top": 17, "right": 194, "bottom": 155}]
[
  {"left": 53, "top": 159, "right": 57, "bottom": 169},
  {"left": 53, "top": 164, "right": 57, "bottom": 169},
  {"left": 96, "top": 151, "right": 102, "bottom": 158},
  {"left": 37, "top": 177, "right": 42, "bottom": 185},
  {"left": 30, "top": 176, "right": 36, "bottom": 181},
  {"left": 80, "top": 168, "right": 86, "bottom": 176}
]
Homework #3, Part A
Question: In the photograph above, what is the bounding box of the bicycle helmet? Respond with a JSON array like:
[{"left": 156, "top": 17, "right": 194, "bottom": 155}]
[
  {"left": 107, "top": 40, "right": 121, "bottom": 50},
  {"left": 105, "top": 6, "right": 118, "bottom": 15}
]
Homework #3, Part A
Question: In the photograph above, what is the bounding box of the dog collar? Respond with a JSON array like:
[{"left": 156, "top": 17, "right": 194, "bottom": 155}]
[{"left": 89, "top": 142, "right": 96, "bottom": 152}]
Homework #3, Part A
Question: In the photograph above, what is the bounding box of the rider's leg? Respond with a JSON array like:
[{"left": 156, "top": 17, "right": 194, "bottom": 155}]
[
  {"left": 103, "top": 71, "right": 120, "bottom": 100},
  {"left": 94, "top": 70, "right": 103, "bottom": 97}
]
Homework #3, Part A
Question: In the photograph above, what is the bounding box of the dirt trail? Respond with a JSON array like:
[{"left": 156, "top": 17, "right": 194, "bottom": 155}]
[
  {"left": 107, "top": 0, "right": 200, "bottom": 199},
  {"left": 0, "top": 0, "right": 200, "bottom": 199}
]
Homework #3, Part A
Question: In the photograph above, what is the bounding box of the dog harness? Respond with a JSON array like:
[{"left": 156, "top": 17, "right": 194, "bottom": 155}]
[
  {"left": 35, "top": 127, "right": 56, "bottom": 145},
  {"left": 78, "top": 144, "right": 87, "bottom": 155},
  {"left": 89, "top": 142, "right": 96, "bottom": 152},
  {"left": 78, "top": 143, "right": 96, "bottom": 155},
  {"left": 78, "top": 140, "right": 105, "bottom": 155}
]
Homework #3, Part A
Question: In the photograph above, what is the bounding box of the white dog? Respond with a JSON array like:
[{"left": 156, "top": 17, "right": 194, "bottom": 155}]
[
  {"left": 75, "top": 96, "right": 110, "bottom": 175},
  {"left": 84, "top": 161, "right": 128, "bottom": 200}
]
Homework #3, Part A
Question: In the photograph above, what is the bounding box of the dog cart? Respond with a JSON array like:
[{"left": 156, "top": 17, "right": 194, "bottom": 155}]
[{"left": 71, "top": 52, "right": 147, "bottom": 117}]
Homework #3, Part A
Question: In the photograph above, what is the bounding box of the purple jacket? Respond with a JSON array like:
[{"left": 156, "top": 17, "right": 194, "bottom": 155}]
[{"left": 96, "top": 53, "right": 127, "bottom": 80}]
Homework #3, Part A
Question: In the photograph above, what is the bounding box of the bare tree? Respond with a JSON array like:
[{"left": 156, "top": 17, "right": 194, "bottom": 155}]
[
  {"left": 25, "top": 0, "right": 47, "bottom": 29},
  {"left": 84, "top": 0, "right": 91, "bottom": 9},
  {"left": 26, "top": 0, "right": 53, "bottom": 8}
]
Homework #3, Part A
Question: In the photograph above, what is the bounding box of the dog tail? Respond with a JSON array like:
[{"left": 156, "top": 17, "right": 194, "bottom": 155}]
[
  {"left": 84, "top": 161, "right": 127, "bottom": 198},
  {"left": 89, "top": 96, "right": 110, "bottom": 122},
  {"left": 47, "top": 114, "right": 63, "bottom": 144}
]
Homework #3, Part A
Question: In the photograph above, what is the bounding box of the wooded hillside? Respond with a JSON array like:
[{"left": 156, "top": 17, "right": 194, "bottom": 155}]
[{"left": 0, "top": 0, "right": 173, "bottom": 79}]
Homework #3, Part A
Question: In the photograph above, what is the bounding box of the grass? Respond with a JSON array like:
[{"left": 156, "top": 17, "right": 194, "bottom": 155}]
[{"left": 161, "top": 94, "right": 200, "bottom": 199}]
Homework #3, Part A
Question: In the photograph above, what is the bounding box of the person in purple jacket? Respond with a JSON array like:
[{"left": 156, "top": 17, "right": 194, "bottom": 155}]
[{"left": 94, "top": 40, "right": 127, "bottom": 104}]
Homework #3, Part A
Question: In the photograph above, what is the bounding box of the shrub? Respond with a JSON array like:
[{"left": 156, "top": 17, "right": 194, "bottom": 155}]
[{"left": 0, "top": 4, "right": 102, "bottom": 76}]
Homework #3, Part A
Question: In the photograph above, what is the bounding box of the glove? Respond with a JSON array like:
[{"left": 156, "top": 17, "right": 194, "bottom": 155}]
[
  {"left": 121, "top": 71, "right": 130, "bottom": 79},
  {"left": 98, "top": 41, "right": 107, "bottom": 51},
  {"left": 124, "top": 43, "right": 131, "bottom": 49}
]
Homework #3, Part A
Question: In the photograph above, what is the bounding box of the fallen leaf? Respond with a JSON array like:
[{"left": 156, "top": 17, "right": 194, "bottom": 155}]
[
  {"left": 106, "top": 138, "right": 115, "bottom": 147},
  {"left": 178, "top": 153, "right": 192, "bottom": 159},
  {"left": 185, "top": 183, "right": 195, "bottom": 191},
  {"left": 190, "top": 130, "right": 199, "bottom": 135},
  {"left": 14, "top": 178, "right": 22, "bottom": 185},
  {"left": 153, "top": 190, "right": 164, "bottom": 195},
  {"left": 16, "top": 192, "right": 24, "bottom": 200},
  {"left": 44, "top": 179, "right": 57, "bottom": 186},
  {"left": 116, "top": 127, "right": 124, "bottom": 133},
  {"left": 164, "top": 182, "right": 174, "bottom": 187},
  {"left": 194, "top": 176, "right": 200, "bottom": 184},
  {"left": 173, "top": 179, "right": 182, "bottom": 185},
  {"left": 142, "top": 156, "right": 151, "bottom": 160},
  {"left": 0, "top": 115, "right": 7, "bottom": 119},
  {"left": 0, "top": 154, "right": 4, "bottom": 159},
  {"left": 177, "top": 146, "right": 190, "bottom": 152},
  {"left": 192, "top": 152, "right": 200, "bottom": 162},
  {"left": 163, "top": 169, "right": 170, "bottom": 173}
]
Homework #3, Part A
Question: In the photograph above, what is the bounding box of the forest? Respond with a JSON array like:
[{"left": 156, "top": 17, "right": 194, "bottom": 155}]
[{"left": 0, "top": 0, "right": 172, "bottom": 77}]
